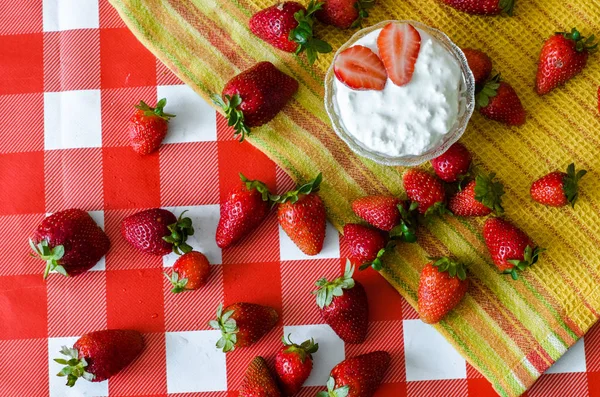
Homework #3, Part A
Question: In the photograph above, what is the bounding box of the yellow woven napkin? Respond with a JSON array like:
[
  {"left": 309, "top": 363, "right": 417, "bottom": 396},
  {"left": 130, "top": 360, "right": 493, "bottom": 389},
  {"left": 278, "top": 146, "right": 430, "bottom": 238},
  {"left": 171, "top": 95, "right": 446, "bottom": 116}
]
[{"left": 109, "top": 0, "right": 600, "bottom": 395}]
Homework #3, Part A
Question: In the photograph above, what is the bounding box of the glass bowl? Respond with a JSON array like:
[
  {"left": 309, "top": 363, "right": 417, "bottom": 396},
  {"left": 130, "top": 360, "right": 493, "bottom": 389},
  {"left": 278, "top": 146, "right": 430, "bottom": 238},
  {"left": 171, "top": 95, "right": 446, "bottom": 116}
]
[{"left": 324, "top": 20, "right": 475, "bottom": 167}]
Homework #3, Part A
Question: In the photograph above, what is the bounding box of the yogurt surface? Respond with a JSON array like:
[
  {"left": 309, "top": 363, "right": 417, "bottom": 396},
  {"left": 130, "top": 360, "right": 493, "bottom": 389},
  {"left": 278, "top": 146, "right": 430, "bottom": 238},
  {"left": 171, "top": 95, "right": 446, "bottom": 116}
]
[{"left": 332, "top": 26, "right": 463, "bottom": 157}]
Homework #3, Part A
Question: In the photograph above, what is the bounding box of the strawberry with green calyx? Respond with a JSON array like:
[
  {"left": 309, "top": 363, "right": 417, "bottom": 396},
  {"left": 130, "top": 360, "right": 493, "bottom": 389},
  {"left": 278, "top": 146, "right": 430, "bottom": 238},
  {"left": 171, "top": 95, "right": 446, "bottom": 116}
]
[
  {"left": 403, "top": 169, "right": 449, "bottom": 216},
  {"left": 289, "top": 1, "right": 333, "bottom": 64},
  {"left": 439, "top": 0, "right": 516, "bottom": 16},
  {"left": 531, "top": 163, "right": 587, "bottom": 208},
  {"left": 505, "top": 245, "right": 544, "bottom": 280},
  {"left": 240, "top": 356, "right": 282, "bottom": 397},
  {"left": 351, "top": 195, "right": 401, "bottom": 232},
  {"left": 343, "top": 223, "right": 388, "bottom": 269},
  {"left": 319, "top": 351, "right": 390, "bottom": 397},
  {"left": 128, "top": 98, "right": 175, "bottom": 155},
  {"left": 449, "top": 172, "right": 505, "bottom": 217},
  {"left": 163, "top": 210, "right": 195, "bottom": 255},
  {"left": 316, "top": 0, "right": 376, "bottom": 29},
  {"left": 389, "top": 201, "right": 419, "bottom": 243},
  {"left": 318, "top": 377, "right": 350, "bottom": 397},
  {"left": 164, "top": 251, "right": 211, "bottom": 293},
  {"left": 211, "top": 94, "right": 249, "bottom": 141},
  {"left": 430, "top": 142, "right": 473, "bottom": 183},
  {"left": 275, "top": 335, "right": 319, "bottom": 395},
  {"left": 477, "top": 74, "right": 526, "bottom": 126}
]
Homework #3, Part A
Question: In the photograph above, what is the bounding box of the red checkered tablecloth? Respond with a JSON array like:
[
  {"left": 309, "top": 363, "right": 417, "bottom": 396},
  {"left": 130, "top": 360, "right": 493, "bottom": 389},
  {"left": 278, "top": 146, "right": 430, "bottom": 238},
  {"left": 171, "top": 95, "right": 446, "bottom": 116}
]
[{"left": 1, "top": 1, "right": 599, "bottom": 396}]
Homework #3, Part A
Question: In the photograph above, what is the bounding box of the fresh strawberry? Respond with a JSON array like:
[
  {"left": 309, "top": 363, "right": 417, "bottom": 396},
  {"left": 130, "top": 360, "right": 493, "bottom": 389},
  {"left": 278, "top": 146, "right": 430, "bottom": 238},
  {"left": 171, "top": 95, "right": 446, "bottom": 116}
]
[
  {"left": 343, "top": 223, "right": 387, "bottom": 269},
  {"left": 377, "top": 22, "right": 421, "bottom": 87},
  {"left": 461, "top": 48, "right": 493, "bottom": 87},
  {"left": 439, "top": 0, "right": 515, "bottom": 15},
  {"left": 275, "top": 336, "right": 318, "bottom": 395},
  {"left": 318, "top": 351, "right": 390, "bottom": 397},
  {"left": 164, "top": 251, "right": 211, "bottom": 293},
  {"left": 30, "top": 209, "right": 110, "bottom": 278},
  {"left": 313, "top": 261, "right": 369, "bottom": 343},
  {"left": 210, "top": 302, "right": 279, "bottom": 352},
  {"left": 216, "top": 174, "right": 272, "bottom": 249},
  {"left": 128, "top": 98, "right": 175, "bottom": 155},
  {"left": 449, "top": 172, "right": 505, "bottom": 217},
  {"left": 240, "top": 356, "right": 281, "bottom": 397},
  {"left": 402, "top": 169, "right": 447, "bottom": 215},
  {"left": 334, "top": 45, "right": 387, "bottom": 90},
  {"left": 351, "top": 195, "right": 400, "bottom": 232},
  {"left": 276, "top": 173, "right": 326, "bottom": 255},
  {"left": 316, "top": 0, "right": 375, "bottom": 29},
  {"left": 477, "top": 75, "right": 526, "bottom": 126},
  {"left": 249, "top": 1, "right": 332, "bottom": 64},
  {"left": 430, "top": 142, "right": 472, "bottom": 183},
  {"left": 121, "top": 209, "right": 193, "bottom": 256},
  {"left": 418, "top": 257, "right": 468, "bottom": 324},
  {"left": 54, "top": 329, "right": 144, "bottom": 386},
  {"left": 483, "top": 217, "right": 544, "bottom": 279},
  {"left": 531, "top": 163, "right": 587, "bottom": 208},
  {"left": 212, "top": 62, "right": 299, "bottom": 141},
  {"left": 536, "top": 28, "right": 597, "bottom": 95}
]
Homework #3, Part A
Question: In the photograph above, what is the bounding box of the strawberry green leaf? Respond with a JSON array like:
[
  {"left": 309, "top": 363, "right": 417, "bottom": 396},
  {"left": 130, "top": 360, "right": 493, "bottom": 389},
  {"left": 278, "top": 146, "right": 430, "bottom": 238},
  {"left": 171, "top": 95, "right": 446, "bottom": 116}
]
[
  {"left": 275, "top": 173, "right": 322, "bottom": 204},
  {"left": 210, "top": 303, "right": 239, "bottom": 352},
  {"left": 498, "top": 0, "right": 515, "bottom": 16},
  {"left": 432, "top": 257, "right": 468, "bottom": 281},
  {"left": 30, "top": 239, "right": 68, "bottom": 279},
  {"left": 164, "top": 211, "right": 195, "bottom": 256},
  {"left": 320, "top": 376, "right": 350, "bottom": 397},
  {"left": 313, "top": 260, "right": 355, "bottom": 308},
  {"left": 134, "top": 98, "right": 175, "bottom": 121},
  {"left": 557, "top": 28, "right": 598, "bottom": 53},
  {"left": 474, "top": 172, "right": 505, "bottom": 214},
  {"left": 476, "top": 74, "right": 501, "bottom": 109},
  {"left": 54, "top": 345, "right": 95, "bottom": 387},
  {"left": 505, "top": 246, "right": 545, "bottom": 279},
  {"left": 289, "top": 1, "right": 332, "bottom": 65},
  {"left": 211, "top": 93, "right": 251, "bottom": 141},
  {"left": 240, "top": 173, "right": 273, "bottom": 202},
  {"left": 350, "top": 0, "right": 375, "bottom": 28},
  {"left": 563, "top": 163, "right": 587, "bottom": 208}
]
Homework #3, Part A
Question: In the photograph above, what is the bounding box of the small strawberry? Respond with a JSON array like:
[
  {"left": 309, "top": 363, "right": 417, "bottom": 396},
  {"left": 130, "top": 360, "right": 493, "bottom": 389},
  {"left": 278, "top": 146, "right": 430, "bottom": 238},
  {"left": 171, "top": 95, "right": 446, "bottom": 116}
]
[
  {"left": 531, "top": 163, "right": 587, "bottom": 208},
  {"left": 343, "top": 223, "right": 388, "bottom": 270},
  {"left": 483, "top": 217, "right": 544, "bottom": 280},
  {"left": 377, "top": 22, "right": 421, "bottom": 86},
  {"left": 439, "top": 0, "right": 515, "bottom": 15},
  {"left": 318, "top": 351, "right": 390, "bottom": 397},
  {"left": 536, "top": 28, "right": 597, "bottom": 95},
  {"left": 351, "top": 195, "right": 400, "bottom": 232},
  {"left": 477, "top": 74, "right": 526, "bottom": 126},
  {"left": 121, "top": 209, "right": 193, "bottom": 256},
  {"left": 216, "top": 174, "right": 272, "bottom": 249},
  {"left": 250, "top": 1, "right": 332, "bottom": 64},
  {"left": 30, "top": 209, "right": 110, "bottom": 279},
  {"left": 461, "top": 48, "right": 493, "bottom": 87},
  {"left": 212, "top": 62, "right": 299, "bottom": 141},
  {"left": 313, "top": 261, "right": 369, "bottom": 343},
  {"left": 418, "top": 257, "right": 468, "bottom": 324},
  {"left": 430, "top": 142, "right": 472, "bottom": 183},
  {"left": 403, "top": 169, "right": 447, "bottom": 215},
  {"left": 164, "top": 251, "right": 211, "bottom": 293},
  {"left": 54, "top": 329, "right": 144, "bottom": 386},
  {"left": 275, "top": 335, "right": 318, "bottom": 395},
  {"left": 316, "top": 0, "right": 375, "bottom": 29},
  {"left": 210, "top": 302, "right": 279, "bottom": 352},
  {"left": 128, "top": 98, "right": 175, "bottom": 155},
  {"left": 276, "top": 173, "right": 326, "bottom": 256},
  {"left": 449, "top": 172, "right": 505, "bottom": 217},
  {"left": 240, "top": 356, "right": 281, "bottom": 397},
  {"left": 334, "top": 45, "right": 387, "bottom": 90}
]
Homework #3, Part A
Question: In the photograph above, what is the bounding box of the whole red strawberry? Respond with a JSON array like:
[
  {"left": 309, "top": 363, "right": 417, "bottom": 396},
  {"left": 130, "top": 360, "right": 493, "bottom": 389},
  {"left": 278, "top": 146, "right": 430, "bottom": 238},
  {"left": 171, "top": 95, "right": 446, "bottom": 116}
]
[
  {"left": 250, "top": 1, "right": 332, "bottom": 64},
  {"left": 30, "top": 209, "right": 110, "bottom": 278},
  {"left": 128, "top": 98, "right": 175, "bottom": 155},
  {"left": 439, "top": 0, "right": 515, "bottom": 15},
  {"left": 536, "top": 28, "right": 597, "bottom": 95},
  {"left": 343, "top": 223, "right": 387, "bottom": 269},
  {"left": 210, "top": 302, "right": 279, "bottom": 352},
  {"left": 277, "top": 173, "right": 326, "bottom": 256},
  {"left": 418, "top": 257, "right": 468, "bottom": 324},
  {"left": 212, "top": 62, "right": 299, "bottom": 141},
  {"left": 449, "top": 172, "right": 505, "bottom": 217},
  {"left": 316, "top": 0, "right": 375, "bottom": 29},
  {"left": 275, "top": 336, "right": 318, "bottom": 395},
  {"left": 461, "top": 48, "right": 493, "bottom": 87},
  {"left": 314, "top": 261, "right": 369, "bottom": 343},
  {"left": 403, "top": 169, "right": 447, "bottom": 215},
  {"left": 240, "top": 356, "right": 281, "bottom": 397},
  {"left": 483, "top": 217, "right": 544, "bottom": 279},
  {"left": 318, "top": 351, "right": 390, "bottom": 397},
  {"left": 164, "top": 251, "right": 211, "bottom": 293},
  {"left": 431, "top": 142, "right": 472, "bottom": 183},
  {"left": 121, "top": 209, "right": 193, "bottom": 256},
  {"left": 351, "top": 195, "right": 400, "bottom": 232},
  {"left": 477, "top": 75, "right": 526, "bottom": 126},
  {"left": 531, "top": 163, "right": 587, "bottom": 208},
  {"left": 54, "top": 329, "right": 144, "bottom": 386},
  {"left": 216, "top": 174, "right": 272, "bottom": 249}
]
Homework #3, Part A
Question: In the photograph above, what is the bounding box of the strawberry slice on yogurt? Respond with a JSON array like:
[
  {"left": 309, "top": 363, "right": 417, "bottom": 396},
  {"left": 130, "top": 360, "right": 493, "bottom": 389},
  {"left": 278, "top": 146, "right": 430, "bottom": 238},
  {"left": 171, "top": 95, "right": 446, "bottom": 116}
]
[
  {"left": 334, "top": 45, "right": 388, "bottom": 90},
  {"left": 377, "top": 22, "right": 422, "bottom": 86}
]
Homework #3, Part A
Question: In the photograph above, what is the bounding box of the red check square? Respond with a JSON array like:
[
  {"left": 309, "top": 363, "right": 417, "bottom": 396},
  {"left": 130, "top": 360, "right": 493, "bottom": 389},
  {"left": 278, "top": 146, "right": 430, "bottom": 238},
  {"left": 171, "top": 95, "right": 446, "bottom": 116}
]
[
  {"left": 221, "top": 212, "right": 280, "bottom": 264},
  {"left": 0, "top": 93, "right": 43, "bottom": 153},
  {"left": 216, "top": 113, "right": 237, "bottom": 142},
  {"left": 354, "top": 267, "right": 404, "bottom": 322},
  {"left": 223, "top": 261, "right": 283, "bottom": 312},
  {"left": 156, "top": 59, "right": 184, "bottom": 86},
  {"left": 407, "top": 379, "right": 468, "bottom": 397},
  {"left": 467, "top": 377, "right": 497, "bottom": 396},
  {"left": 0, "top": 0, "right": 42, "bottom": 35},
  {"left": 585, "top": 323, "right": 600, "bottom": 372},
  {"left": 0, "top": 213, "right": 46, "bottom": 277},
  {"left": 0, "top": 338, "right": 48, "bottom": 396},
  {"left": 528, "top": 373, "right": 588, "bottom": 397},
  {"left": 375, "top": 383, "right": 408, "bottom": 397},
  {"left": 588, "top": 372, "right": 600, "bottom": 397},
  {"left": 0, "top": 274, "right": 47, "bottom": 339},
  {"left": 0, "top": 151, "right": 45, "bottom": 215},
  {"left": 0, "top": 33, "right": 43, "bottom": 95},
  {"left": 99, "top": 0, "right": 126, "bottom": 28}
]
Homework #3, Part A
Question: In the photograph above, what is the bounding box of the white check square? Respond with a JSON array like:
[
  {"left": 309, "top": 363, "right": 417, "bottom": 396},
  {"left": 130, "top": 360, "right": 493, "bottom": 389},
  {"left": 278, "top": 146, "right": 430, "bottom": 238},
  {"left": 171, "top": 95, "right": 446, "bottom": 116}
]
[
  {"left": 279, "top": 221, "right": 340, "bottom": 261},
  {"left": 43, "top": 0, "right": 99, "bottom": 32},
  {"left": 545, "top": 338, "right": 586, "bottom": 374}
]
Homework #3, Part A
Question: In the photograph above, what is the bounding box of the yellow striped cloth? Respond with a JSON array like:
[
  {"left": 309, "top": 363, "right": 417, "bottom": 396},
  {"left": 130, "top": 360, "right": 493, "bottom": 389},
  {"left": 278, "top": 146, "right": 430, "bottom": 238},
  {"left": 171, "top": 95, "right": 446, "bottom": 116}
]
[{"left": 109, "top": 0, "right": 600, "bottom": 395}]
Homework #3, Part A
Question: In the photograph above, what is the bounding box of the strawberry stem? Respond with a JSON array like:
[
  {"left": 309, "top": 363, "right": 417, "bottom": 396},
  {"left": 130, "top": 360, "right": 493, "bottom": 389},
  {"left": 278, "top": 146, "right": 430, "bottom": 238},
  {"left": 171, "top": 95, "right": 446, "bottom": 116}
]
[
  {"left": 209, "top": 303, "right": 239, "bottom": 352},
  {"left": 557, "top": 28, "right": 598, "bottom": 53},
  {"left": 290, "top": 1, "right": 332, "bottom": 65},
  {"left": 430, "top": 257, "right": 468, "bottom": 280},
  {"left": 240, "top": 173, "right": 272, "bottom": 201},
  {"left": 211, "top": 93, "right": 251, "bottom": 142},
  {"left": 389, "top": 201, "right": 419, "bottom": 243},
  {"left": 476, "top": 74, "right": 501, "bottom": 109},
  {"left": 474, "top": 172, "right": 505, "bottom": 214},
  {"left": 54, "top": 346, "right": 95, "bottom": 387},
  {"left": 30, "top": 239, "right": 67, "bottom": 279},
  {"left": 317, "top": 377, "right": 350, "bottom": 397},
  {"left": 282, "top": 334, "right": 319, "bottom": 362},
  {"left": 164, "top": 270, "right": 189, "bottom": 294},
  {"left": 563, "top": 163, "right": 587, "bottom": 208},
  {"left": 162, "top": 211, "right": 194, "bottom": 255},
  {"left": 498, "top": 0, "right": 516, "bottom": 16},
  {"left": 505, "top": 245, "right": 545, "bottom": 280},
  {"left": 134, "top": 98, "right": 175, "bottom": 121},
  {"left": 350, "top": 0, "right": 376, "bottom": 28},
  {"left": 313, "top": 260, "right": 355, "bottom": 308},
  {"left": 273, "top": 173, "right": 322, "bottom": 204}
]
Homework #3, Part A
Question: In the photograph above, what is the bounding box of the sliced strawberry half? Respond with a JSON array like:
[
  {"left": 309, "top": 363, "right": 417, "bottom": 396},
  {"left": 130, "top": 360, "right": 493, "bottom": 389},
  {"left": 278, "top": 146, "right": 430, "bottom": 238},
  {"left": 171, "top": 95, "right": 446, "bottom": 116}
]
[
  {"left": 334, "top": 45, "right": 387, "bottom": 90},
  {"left": 377, "top": 22, "right": 421, "bottom": 87}
]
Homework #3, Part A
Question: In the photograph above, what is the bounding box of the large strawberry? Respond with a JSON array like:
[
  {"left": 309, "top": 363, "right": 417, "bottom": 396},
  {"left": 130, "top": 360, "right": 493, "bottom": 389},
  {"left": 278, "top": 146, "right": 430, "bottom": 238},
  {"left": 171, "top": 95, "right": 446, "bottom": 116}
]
[
  {"left": 483, "top": 217, "right": 544, "bottom": 280},
  {"left": 276, "top": 173, "right": 326, "bottom": 256},
  {"left": 30, "top": 209, "right": 110, "bottom": 278},
  {"left": 343, "top": 223, "right": 388, "bottom": 269},
  {"left": 461, "top": 48, "right": 493, "bottom": 87},
  {"left": 314, "top": 261, "right": 369, "bottom": 343},
  {"left": 128, "top": 98, "right": 175, "bottom": 155},
  {"left": 531, "top": 163, "right": 587, "bottom": 208},
  {"left": 334, "top": 45, "right": 387, "bottom": 90},
  {"left": 318, "top": 351, "right": 390, "bottom": 397},
  {"left": 439, "top": 0, "right": 516, "bottom": 16},
  {"left": 418, "top": 257, "right": 468, "bottom": 324},
  {"left": 536, "top": 28, "right": 598, "bottom": 95},
  {"left": 216, "top": 174, "right": 272, "bottom": 249},
  {"left": 210, "top": 302, "right": 279, "bottom": 352},
  {"left": 54, "top": 329, "right": 144, "bottom": 386},
  {"left": 164, "top": 251, "right": 211, "bottom": 293},
  {"left": 449, "top": 172, "right": 505, "bottom": 217},
  {"left": 316, "top": 0, "right": 375, "bottom": 29},
  {"left": 477, "top": 74, "right": 526, "bottom": 126},
  {"left": 121, "top": 209, "right": 193, "bottom": 256},
  {"left": 275, "top": 335, "right": 318, "bottom": 395},
  {"left": 377, "top": 22, "right": 421, "bottom": 87},
  {"left": 212, "top": 62, "right": 299, "bottom": 141},
  {"left": 351, "top": 195, "right": 400, "bottom": 232},
  {"left": 240, "top": 356, "right": 281, "bottom": 397},
  {"left": 403, "top": 169, "right": 447, "bottom": 215},
  {"left": 430, "top": 142, "right": 472, "bottom": 183}
]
